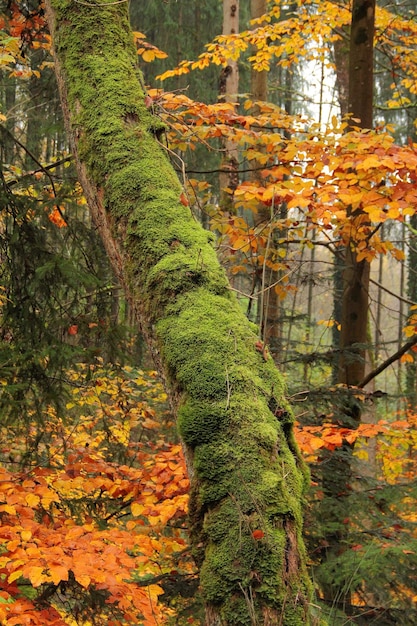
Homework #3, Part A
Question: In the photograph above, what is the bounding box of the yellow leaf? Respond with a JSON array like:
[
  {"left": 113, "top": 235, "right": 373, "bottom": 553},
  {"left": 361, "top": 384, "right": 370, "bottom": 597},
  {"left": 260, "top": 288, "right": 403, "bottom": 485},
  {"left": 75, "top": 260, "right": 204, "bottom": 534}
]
[
  {"left": 339, "top": 192, "right": 353, "bottom": 205},
  {"left": 0, "top": 504, "right": 16, "bottom": 515},
  {"left": 8, "top": 570, "right": 23, "bottom": 584},
  {"left": 25, "top": 493, "right": 40, "bottom": 508},
  {"left": 355, "top": 448, "right": 369, "bottom": 460},
  {"left": 133, "top": 30, "right": 147, "bottom": 40},
  {"left": 154, "top": 49, "right": 168, "bottom": 59},
  {"left": 386, "top": 206, "right": 400, "bottom": 219},
  {"left": 0, "top": 556, "right": 10, "bottom": 568},
  {"left": 360, "top": 156, "right": 380, "bottom": 170},
  {"left": 131, "top": 502, "right": 145, "bottom": 517},
  {"left": 41, "top": 491, "right": 60, "bottom": 510},
  {"left": 21, "top": 530, "right": 32, "bottom": 542},
  {"left": 331, "top": 115, "right": 340, "bottom": 130},
  {"left": 231, "top": 236, "right": 250, "bottom": 253},
  {"left": 141, "top": 49, "right": 155, "bottom": 63}
]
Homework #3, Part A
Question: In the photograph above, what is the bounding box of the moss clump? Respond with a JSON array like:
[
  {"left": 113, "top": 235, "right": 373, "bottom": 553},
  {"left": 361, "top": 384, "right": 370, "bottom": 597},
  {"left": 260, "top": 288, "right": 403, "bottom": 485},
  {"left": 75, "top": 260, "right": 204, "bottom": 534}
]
[
  {"left": 194, "top": 441, "right": 238, "bottom": 485},
  {"left": 178, "top": 400, "right": 228, "bottom": 447}
]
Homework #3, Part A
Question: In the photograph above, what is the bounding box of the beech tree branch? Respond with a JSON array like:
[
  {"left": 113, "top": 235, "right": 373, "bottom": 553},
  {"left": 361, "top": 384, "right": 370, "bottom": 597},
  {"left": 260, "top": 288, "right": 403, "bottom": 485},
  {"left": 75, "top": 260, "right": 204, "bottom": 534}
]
[{"left": 358, "top": 336, "right": 417, "bottom": 389}]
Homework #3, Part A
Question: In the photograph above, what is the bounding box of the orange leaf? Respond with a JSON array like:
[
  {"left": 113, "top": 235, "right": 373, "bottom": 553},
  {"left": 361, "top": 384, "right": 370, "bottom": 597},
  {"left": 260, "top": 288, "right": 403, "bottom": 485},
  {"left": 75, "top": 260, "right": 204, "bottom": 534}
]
[
  {"left": 75, "top": 573, "right": 91, "bottom": 588},
  {"left": 400, "top": 353, "right": 414, "bottom": 364},
  {"left": 50, "top": 565, "right": 69, "bottom": 586},
  {"left": 309, "top": 436, "right": 325, "bottom": 451},
  {"left": 26, "top": 565, "right": 45, "bottom": 587},
  {"left": 141, "top": 417, "right": 160, "bottom": 429},
  {"left": 48, "top": 207, "right": 67, "bottom": 228}
]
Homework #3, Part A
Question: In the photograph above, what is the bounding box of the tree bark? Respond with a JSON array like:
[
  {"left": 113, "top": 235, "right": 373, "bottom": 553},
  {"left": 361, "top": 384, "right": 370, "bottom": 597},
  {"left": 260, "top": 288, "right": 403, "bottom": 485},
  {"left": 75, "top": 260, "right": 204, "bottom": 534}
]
[
  {"left": 347, "top": 0, "right": 374, "bottom": 130},
  {"left": 338, "top": 0, "right": 375, "bottom": 387},
  {"left": 44, "top": 1, "right": 312, "bottom": 623},
  {"left": 319, "top": 1, "right": 375, "bottom": 611},
  {"left": 219, "top": 0, "right": 240, "bottom": 206},
  {"left": 250, "top": 0, "right": 284, "bottom": 361},
  {"left": 250, "top": 0, "right": 268, "bottom": 103}
]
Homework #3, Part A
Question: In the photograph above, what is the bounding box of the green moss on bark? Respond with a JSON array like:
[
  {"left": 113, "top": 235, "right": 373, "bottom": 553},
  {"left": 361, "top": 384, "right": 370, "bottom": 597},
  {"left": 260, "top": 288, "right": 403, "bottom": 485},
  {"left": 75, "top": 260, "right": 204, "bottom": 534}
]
[{"left": 47, "top": 1, "right": 314, "bottom": 623}]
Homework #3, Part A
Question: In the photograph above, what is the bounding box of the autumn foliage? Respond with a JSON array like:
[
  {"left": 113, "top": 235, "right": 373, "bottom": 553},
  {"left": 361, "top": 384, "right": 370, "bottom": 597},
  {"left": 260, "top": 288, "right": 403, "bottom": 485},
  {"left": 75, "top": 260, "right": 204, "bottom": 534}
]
[{"left": 0, "top": 367, "right": 191, "bottom": 625}]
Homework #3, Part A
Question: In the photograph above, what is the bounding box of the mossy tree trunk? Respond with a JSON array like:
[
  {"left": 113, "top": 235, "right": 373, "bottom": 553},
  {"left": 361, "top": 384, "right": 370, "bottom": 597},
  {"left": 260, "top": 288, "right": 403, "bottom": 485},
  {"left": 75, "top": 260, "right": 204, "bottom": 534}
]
[{"left": 44, "top": 1, "right": 313, "bottom": 623}]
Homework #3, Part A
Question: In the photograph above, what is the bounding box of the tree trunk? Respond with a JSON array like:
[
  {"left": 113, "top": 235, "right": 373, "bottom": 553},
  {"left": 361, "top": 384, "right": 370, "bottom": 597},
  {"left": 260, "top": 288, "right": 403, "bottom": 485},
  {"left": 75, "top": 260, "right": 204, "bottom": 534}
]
[
  {"left": 406, "top": 213, "right": 417, "bottom": 403},
  {"left": 332, "top": 0, "right": 350, "bottom": 118},
  {"left": 250, "top": 0, "right": 284, "bottom": 362},
  {"left": 219, "top": 0, "right": 240, "bottom": 207},
  {"left": 1, "top": 73, "right": 16, "bottom": 165},
  {"left": 250, "top": 0, "right": 267, "bottom": 103},
  {"left": 319, "top": 0, "right": 375, "bottom": 611},
  {"left": 347, "top": 0, "right": 374, "bottom": 131},
  {"left": 330, "top": 0, "right": 349, "bottom": 382},
  {"left": 339, "top": 0, "right": 375, "bottom": 388},
  {"left": 44, "top": 1, "right": 312, "bottom": 623}
]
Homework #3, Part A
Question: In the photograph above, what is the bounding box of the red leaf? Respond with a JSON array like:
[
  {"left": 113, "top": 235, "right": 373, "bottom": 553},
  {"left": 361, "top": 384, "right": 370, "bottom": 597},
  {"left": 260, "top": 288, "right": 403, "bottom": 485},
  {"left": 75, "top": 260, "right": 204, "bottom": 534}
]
[
  {"left": 252, "top": 529, "right": 265, "bottom": 540},
  {"left": 180, "top": 192, "right": 189, "bottom": 206}
]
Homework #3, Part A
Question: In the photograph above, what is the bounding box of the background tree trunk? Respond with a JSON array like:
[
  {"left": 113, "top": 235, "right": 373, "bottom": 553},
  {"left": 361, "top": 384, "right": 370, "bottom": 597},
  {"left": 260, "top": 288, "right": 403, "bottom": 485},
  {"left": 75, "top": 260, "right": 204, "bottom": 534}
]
[
  {"left": 44, "top": 1, "right": 313, "bottom": 623},
  {"left": 250, "top": 0, "right": 284, "bottom": 361},
  {"left": 250, "top": 0, "right": 267, "bottom": 103},
  {"left": 339, "top": 0, "right": 375, "bottom": 385},
  {"left": 219, "top": 0, "right": 240, "bottom": 207},
  {"left": 319, "top": 0, "right": 375, "bottom": 611}
]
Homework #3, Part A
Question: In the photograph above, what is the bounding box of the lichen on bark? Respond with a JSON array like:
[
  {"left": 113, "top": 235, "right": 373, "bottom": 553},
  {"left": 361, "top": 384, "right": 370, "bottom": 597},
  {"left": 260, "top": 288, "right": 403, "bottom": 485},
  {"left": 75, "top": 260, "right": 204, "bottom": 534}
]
[{"left": 45, "top": 0, "right": 314, "bottom": 623}]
